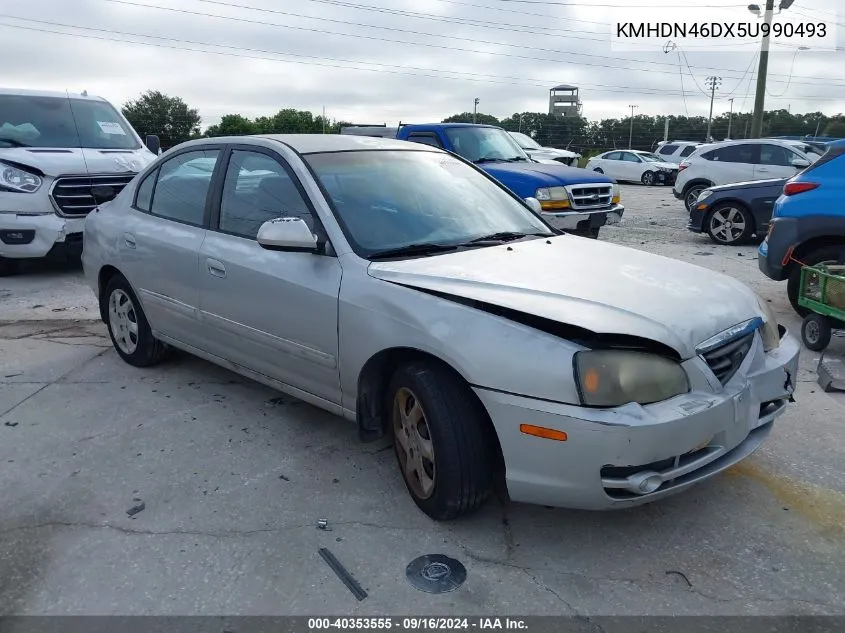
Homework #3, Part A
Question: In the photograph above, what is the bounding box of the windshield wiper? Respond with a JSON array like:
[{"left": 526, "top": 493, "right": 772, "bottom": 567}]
[
  {"left": 0, "top": 138, "right": 32, "bottom": 147},
  {"left": 368, "top": 242, "right": 459, "bottom": 260},
  {"left": 464, "top": 231, "right": 552, "bottom": 244},
  {"left": 504, "top": 156, "right": 529, "bottom": 162},
  {"left": 473, "top": 156, "right": 504, "bottom": 164}
]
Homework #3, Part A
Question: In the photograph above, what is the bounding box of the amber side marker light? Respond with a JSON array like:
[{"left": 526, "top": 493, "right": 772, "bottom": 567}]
[{"left": 520, "top": 424, "right": 568, "bottom": 441}]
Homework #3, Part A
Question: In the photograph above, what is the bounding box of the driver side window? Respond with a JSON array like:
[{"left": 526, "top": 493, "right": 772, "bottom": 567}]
[{"left": 218, "top": 150, "right": 315, "bottom": 240}]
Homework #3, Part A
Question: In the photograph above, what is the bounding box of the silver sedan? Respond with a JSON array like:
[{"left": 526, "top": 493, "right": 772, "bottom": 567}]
[{"left": 82, "top": 135, "right": 800, "bottom": 520}]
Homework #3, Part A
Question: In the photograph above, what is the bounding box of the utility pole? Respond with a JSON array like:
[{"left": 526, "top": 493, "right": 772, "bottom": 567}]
[
  {"left": 518, "top": 113, "right": 524, "bottom": 132},
  {"left": 749, "top": 0, "right": 780, "bottom": 138},
  {"left": 814, "top": 117, "right": 822, "bottom": 138},
  {"left": 627, "top": 104, "right": 638, "bottom": 149},
  {"left": 705, "top": 76, "right": 721, "bottom": 142},
  {"left": 473, "top": 97, "right": 480, "bottom": 124},
  {"left": 727, "top": 97, "right": 734, "bottom": 139},
  {"left": 322, "top": 106, "right": 326, "bottom": 134}
]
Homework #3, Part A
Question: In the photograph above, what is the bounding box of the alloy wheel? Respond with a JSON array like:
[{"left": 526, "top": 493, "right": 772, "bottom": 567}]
[
  {"left": 108, "top": 289, "right": 139, "bottom": 355},
  {"left": 392, "top": 387, "right": 436, "bottom": 500},
  {"left": 709, "top": 206, "right": 747, "bottom": 244}
]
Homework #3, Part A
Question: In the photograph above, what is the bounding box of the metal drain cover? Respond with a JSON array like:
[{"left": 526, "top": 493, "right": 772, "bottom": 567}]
[{"left": 406, "top": 554, "right": 466, "bottom": 593}]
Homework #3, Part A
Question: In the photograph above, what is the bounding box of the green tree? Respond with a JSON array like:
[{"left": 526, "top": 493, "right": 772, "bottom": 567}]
[
  {"left": 823, "top": 116, "right": 845, "bottom": 137},
  {"left": 205, "top": 114, "right": 257, "bottom": 137},
  {"left": 442, "top": 112, "right": 500, "bottom": 125},
  {"left": 122, "top": 90, "right": 201, "bottom": 149}
]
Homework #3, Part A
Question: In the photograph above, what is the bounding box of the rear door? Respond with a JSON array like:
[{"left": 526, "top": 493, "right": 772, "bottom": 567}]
[
  {"left": 120, "top": 147, "right": 222, "bottom": 348},
  {"left": 619, "top": 152, "right": 644, "bottom": 181},
  {"left": 600, "top": 151, "right": 623, "bottom": 178},
  {"left": 197, "top": 145, "right": 342, "bottom": 404},
  {"left": 706, "top": 143, "right": 756, "bottom": 184}
]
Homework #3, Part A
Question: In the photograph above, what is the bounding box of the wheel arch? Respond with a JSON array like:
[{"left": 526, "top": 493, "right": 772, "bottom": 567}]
[
  {"left": 355, "top": 346, "right": 505, "bottom": 473},
  {"left": 787, "top": 235, "right": 845, "bottom": 276},
  {"left": 681, "top": 178, "right": 712, "bottom": 197},
  {"left": 97, "top": 265, "right": 124, "bottom": 322}
]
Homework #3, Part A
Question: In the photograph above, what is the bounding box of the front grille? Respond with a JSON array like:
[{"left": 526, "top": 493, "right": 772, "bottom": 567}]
[
  {"left": 50, "top": 173, "right": 136, "bottom": 216},
  {"left": 567, "top": 184, "right": 613, "bottom": 210},
  {"left": 701, "top": 331, "right": 754, "bottom": 385}
]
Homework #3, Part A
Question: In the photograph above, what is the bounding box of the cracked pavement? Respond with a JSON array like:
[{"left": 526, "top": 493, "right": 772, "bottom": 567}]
[{"left": 1, "top": 185, "right": 844, "bottom": 615}]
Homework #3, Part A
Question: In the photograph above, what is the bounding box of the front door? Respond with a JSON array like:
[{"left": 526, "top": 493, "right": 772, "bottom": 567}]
[
  {"left": 197, "top": 146, "right": 342, "bottom": 405},
  {"left": 755, "top": 144, "right": 806, "bottom": 180}
]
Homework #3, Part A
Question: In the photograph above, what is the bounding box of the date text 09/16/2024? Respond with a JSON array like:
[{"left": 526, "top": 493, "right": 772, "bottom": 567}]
[{"left": 308, "top": 618, "right": 528, "bottom": 630}]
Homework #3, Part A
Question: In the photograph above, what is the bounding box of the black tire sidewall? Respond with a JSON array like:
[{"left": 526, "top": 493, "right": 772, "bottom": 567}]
[
  {"left": 705, "top": 203, "right": 754, "bottom": 245},
  {"left": 386, "top": 362, "right": 493, "bottom": 520},
  {"left": 0, "top": 257, "right": 18, "bottom": 277},
  {"left": 103, "top": 275, "right": 163, "bottom": 367},
  {"left": 684, "top": 185, "right": 707, "bottom": 210}
]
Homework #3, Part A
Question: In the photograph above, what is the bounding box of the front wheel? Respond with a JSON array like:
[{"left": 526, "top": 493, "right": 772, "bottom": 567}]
[
  {"left": 387, "top": 362, "right": 495, "bottom": 520},
  {"left": 684, "top": 184, "right": 708, "bottom": 211},
  {"left": 641, "top": 171, "right": 655, "bottom": 186},
  {"left": 801, "top": 314, "right": 832, "bottom": 352},
  {"left": 705, "top": 203, "right": 754, "bottom": 245},
  {"left": 103, "top": 274, "right": 170, "bottom": 367}
]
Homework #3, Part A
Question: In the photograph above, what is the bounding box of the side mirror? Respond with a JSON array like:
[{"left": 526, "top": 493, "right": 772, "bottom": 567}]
[
  {"left": 145, "top": 134, "right": 161, "bottom": 155},
  {"left": 256, "top": 217, "right": 319, "bottom": 253},
  {"left": 791, "top": 157, "right": 810, "bottom": 168},
  {"left": 525, "top": 197, "right": 543, "bottom": 214}
]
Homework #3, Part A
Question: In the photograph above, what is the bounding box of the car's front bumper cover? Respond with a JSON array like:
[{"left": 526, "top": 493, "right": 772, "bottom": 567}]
[
  {"left": 474, "top": 329, "right": 799, "bottom": 510},
  {"left": 542, "top": 203, "right": 624, "bottom": 231}
]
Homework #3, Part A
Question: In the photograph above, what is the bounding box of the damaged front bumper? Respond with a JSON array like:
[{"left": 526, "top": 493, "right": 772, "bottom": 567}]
[
  {"left": 542, "top": 203, "right": 624, "bottom": 232},
  {"left": 474, "top": 328, "right": 799, "bottom": 510}
]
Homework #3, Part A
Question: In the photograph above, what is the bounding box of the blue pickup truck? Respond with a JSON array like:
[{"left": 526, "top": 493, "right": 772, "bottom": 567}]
[{"left": 341, "top": 123, "right": 624, "bottom": 238}]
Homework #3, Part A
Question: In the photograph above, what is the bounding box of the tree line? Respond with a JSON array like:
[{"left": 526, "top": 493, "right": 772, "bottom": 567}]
[{"left": 121, "top": 90, "right": 845, "bottom": 154}]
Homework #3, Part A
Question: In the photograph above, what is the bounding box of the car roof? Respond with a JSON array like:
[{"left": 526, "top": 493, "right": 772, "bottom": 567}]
[
  {"left": 0, "top": 87, "right": 110, "bottom": 101},
  {"left": 176, "top": 134, "right": 441, "bottom": 155}
]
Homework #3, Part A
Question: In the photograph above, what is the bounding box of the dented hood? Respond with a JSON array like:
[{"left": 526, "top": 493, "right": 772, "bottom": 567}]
[{"left": 368, "top": 236, "right": 763, "bottom": 359}]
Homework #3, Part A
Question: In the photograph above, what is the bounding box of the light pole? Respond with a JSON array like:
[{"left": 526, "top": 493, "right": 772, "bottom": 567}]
[
  {"left": 473, "top": 98, "right": 480, "bottom": 124},
  {"left": 748, "top": 0, "right": 795, "bottom": 138},
  {"left": 705, "top": 76, "right": 722, "bottom": 142},
  {"left": 727, "top": 97, "right": 734, "bottom": 139},
  {"left": 628, "top": 104, "right": 638, "bottom": 149}
]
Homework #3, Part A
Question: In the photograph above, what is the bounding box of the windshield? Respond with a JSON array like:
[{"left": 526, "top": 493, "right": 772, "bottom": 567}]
[
  {"left": 509, "top": 132, "right": 542, "bottom": 150},
  {"left": 444, "top": 126, "right": 529, "bottom": 163},
  {"left": 0, "top": 95, "right": 140, "bottom": 150},
  {"left": 305, "top": 150, "right": 554, "bottom": 258}
]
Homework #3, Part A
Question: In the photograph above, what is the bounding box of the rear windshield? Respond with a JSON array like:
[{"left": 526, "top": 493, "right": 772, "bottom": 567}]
[{"left": 0, "top": 95, "right": 140, "bottom": 150}]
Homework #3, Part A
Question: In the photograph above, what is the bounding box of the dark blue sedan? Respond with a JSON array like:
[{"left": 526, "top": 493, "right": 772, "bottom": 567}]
[{"left": 688, "top": 178, "right": 786, "bottom": 245}]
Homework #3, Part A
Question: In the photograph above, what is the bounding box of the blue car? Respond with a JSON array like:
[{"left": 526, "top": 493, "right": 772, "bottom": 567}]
[{"left": 758, "top": 140, "right": 845, "bottom": 314}]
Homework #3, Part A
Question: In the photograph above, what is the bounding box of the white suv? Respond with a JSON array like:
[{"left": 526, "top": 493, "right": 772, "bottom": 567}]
[
  {"left": 673, "top": 139, "right": 812, "bottom": 210},
  {"left": 655, "top": 141, "right": 700, "bottom": 164}
]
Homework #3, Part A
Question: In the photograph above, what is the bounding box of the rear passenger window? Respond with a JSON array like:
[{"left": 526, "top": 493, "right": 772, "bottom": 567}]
[
  {"left": 219, "top": 150, "right": 315, "bottom": 239},
  {"left": 708, "top": 144, "right": 754, "bottom": 164},
  {"left": 134, "top": 170, "right": 156, "bottom": 212},
  {"left": 679, "top": 146, "right": 697, "bottom": 157},
  {"left": 658, "top": 145, "right": 678, "bottom": 155},
  {"left": 407, "top": 134, "right": 442, "bottom": 148},
  {"left": 605, "top": 151, "right": 623, "bottom": 160},
  {"left": 149, "top": 150, "right": 220, "bottom": 225}
]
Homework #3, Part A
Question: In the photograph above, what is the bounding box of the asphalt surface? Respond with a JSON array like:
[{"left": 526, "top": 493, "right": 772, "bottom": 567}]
[{"left": 1, "top": 184, "right": 843, "bottom": 616}]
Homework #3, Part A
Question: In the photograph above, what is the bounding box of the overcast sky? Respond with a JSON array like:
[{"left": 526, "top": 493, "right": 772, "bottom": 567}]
[{"left": 0, "top": 0, "right": 842, "bottom": 127}]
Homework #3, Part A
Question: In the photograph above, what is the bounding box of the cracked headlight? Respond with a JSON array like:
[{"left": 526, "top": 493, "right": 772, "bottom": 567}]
[
  {"left": 757, "top": 295, "right": 780, "bottom": 352},
  {"left": 574, "top": 350, "right": 690, "bottom": 407},
  {"left": 1, "top": 163, "right": 42, "bottom": 193}
]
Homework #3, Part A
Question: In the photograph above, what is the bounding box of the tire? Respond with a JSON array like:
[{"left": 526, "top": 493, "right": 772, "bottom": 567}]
[
  {"left": 386, "top": 361, "right": 495, "bottom": 520},
  {"left": 593, "top": 168, "right": 603, "bottom": 174},
  {"left": 684, "top": 183, "right": 709, "bottom": 211},
  {"left": 705, "top": 203, "right": 754, "bottom": 245},
  {"left": 641, "top": 171, "right": 655, "bottom": 186},
  {"left": 0, "top": 257, "right": 17, "bottom": 277},
  {"left": 801, "top": 314, "right": 831, "bottom": 352},
  {"left": 103, "top": 274, "right": 169, "bottom": 367},
  {"left": 787, "top": 245, "right": 845, "bottom": 317}
]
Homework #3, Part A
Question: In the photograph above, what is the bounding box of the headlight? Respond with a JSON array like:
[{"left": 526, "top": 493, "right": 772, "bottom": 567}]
[
  {"left": 611, "top": 183, "right": 621, "bottom": 204},
  {"left": 757, "top": 295, "right": 780, "bottom": 352},
  {"left": 574, "top": 350, "right": 689, "bottom": 407},
  {"left": 535, "top": 186, "right": 568, "bottom": 201},
  {"left": 697, "top": 189, "right": 713, "bottom": 202},
  {"left": 1, "top": 164, "right": 42, "bottom": 193}
]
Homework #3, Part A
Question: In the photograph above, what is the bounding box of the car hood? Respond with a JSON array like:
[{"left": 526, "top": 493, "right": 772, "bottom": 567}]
[
  {"left": 0, "top": 147, "right": 155, "bottom": 177},
  {"left": 368, "top": 236, "right": 763, "bottom": 360},
  {"left": 526, "top": 147, "right": 580, "bottom": 159},
  {"left": 710, "top": 178, "right": 787, "bottom": 192},
  {"left": 481, "top": 161, "right": 612, "bottom": 186}
]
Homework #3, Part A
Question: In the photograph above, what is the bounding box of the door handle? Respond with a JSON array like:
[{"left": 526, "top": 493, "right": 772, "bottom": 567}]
[
  {"left": 206, "top": 258, "right": 227, "bottom": 278},
  {"left": 123, "top": 233, "right": 136, "bottom": 249},
  {"left": 757, "top": 167, "right": 769, "bottom": 172}
]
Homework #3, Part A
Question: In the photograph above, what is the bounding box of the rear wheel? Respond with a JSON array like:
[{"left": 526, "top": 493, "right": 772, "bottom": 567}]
[
  {"left": 705, "top": 203, "right": 754, "bottom": 245},
  {"left": 103, "top": 274, "right": 170, "bottom": 367},
  {"left": 387, "top": 361, "right": 495, "bottom": 520},
  {"left": 787, "top": 245, "right": 845, "bottom": 316},
  {"left": 801, "top": 314, "right": 831, "bottom": 352}
]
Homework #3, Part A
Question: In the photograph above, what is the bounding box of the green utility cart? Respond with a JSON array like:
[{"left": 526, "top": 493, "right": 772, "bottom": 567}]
[{"left": 798, "top": 263, "right": 845, "bottom": 351}]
